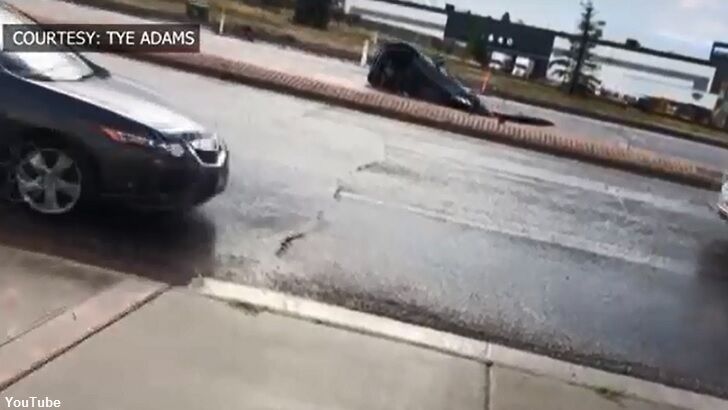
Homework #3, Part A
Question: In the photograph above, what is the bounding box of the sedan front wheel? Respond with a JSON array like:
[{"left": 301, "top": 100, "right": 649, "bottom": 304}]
[{"left": 15, "top": 148, "right": 84, "bottom": 215}]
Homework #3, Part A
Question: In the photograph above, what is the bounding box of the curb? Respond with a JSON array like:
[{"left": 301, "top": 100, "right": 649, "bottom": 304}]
[
  {"left": 0, "top": 277, "right": 167, "bottom": 391},
  {"left": 17, "top": 9, "right": 724, "bottom": 190},
  {"left": 126, "top": 51, "right": 723, "bottom": 190},
  {"left": 481, "top": 87, "right": 728, "bottom": 151},
  {"left": 194, "top": 278, "right": 728, "bottom": 410}
]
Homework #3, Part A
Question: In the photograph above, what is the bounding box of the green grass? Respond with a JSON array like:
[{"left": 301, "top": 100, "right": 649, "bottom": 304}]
[{"left": 110, "top": 0, "right": 372, "bottom": 51}]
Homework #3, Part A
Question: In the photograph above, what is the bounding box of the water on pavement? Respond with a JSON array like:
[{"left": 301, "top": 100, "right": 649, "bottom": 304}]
[{"left": 2, "top": 54, "right": 728, "bottom": 398}]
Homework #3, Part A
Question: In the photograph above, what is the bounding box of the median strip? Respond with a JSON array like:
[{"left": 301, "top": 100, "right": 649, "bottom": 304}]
[
  {"left": 116, "top": 51, "right": 728, "bottom": 189},
  {"left": 15, "top": 8, "right": 726, "bottom": 190}
]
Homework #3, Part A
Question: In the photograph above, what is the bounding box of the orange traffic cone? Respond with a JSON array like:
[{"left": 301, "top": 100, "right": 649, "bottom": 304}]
[{"left": 480, "top": 70, "right": 492, "bottom": 94}]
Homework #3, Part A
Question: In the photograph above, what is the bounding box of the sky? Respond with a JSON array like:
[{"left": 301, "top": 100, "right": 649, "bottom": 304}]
[{"left": 427, "top": 0, "right": 728, "bottom": 59}]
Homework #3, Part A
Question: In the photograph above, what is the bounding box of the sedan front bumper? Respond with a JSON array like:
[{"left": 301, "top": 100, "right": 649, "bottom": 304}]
[
  {"left": 718, "top": 202, "right": 728, "bottom": 222},
  {"left": 101, "top": 147, "right": 229, "bottom": 211}
]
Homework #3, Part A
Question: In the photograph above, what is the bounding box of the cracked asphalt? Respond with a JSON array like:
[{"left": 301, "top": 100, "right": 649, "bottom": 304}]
[{"left": 2, "top": 54, "right": 728, "bottom": 397}]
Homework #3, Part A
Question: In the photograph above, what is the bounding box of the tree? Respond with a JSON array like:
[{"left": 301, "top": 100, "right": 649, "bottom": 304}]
[
  {"left": 293, "top": 0, "right": 332, "bottom": 29},
  {"left": 549, "top": 1, "right": 605, "bottom": 95},
  {"left": 330, "top": 0, "right": 345, "bottom": 25},
  {"left": 467, "top": 33, "right": 488, "bottom": 65}
]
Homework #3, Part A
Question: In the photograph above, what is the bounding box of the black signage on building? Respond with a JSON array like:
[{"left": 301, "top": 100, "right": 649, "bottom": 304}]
[{"left": 445, "top": 12, "right": 557, "bottom": 77}]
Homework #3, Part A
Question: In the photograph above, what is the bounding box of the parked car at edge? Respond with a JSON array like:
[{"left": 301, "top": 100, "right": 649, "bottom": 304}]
[
  {"left": 0, "top": 3, "right": 229, "bottom": 215},
  {"left": 367, "top": 42, "right": 489, "bottom": 115},
  {"left": 489, "top": 51, "right": 513, "bottom": 72},
  {"left": 511, "top": 56, "right": 535, "bottom": 78},
  {"left": 718, "top": 178, "right": 728, "bottom": 221}
]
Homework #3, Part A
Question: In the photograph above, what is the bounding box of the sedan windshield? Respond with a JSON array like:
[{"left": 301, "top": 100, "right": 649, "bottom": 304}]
[{"left": 0, "top": 6, "right": 94, "bottom": 81}]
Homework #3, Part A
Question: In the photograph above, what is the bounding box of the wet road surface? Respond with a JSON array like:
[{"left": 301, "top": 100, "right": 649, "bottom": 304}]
[
  {"left": 9, "top": 0, "right": 728, "bottom": 169},
  {"left": 3, "top": 54, "right": 728, "bottom": 397},
  {"left": 481, "top": 95, "right": 728, "bottom": 169}
]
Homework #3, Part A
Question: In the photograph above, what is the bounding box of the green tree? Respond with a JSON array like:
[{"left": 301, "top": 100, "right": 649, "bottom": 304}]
[
  {"left": 468, "top": 33, "right": 487, "bottom": 65},
  {"left": 549, "top": 0, "right": 605, "bottom": 95},
  {"left": 293, "top": 0, "right": 332, "bottom": 29}
]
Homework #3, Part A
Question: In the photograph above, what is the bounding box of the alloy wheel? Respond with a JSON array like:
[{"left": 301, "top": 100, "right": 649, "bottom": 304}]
[{"left": 15, "top": 148, "right": 83, "bottom": 215}]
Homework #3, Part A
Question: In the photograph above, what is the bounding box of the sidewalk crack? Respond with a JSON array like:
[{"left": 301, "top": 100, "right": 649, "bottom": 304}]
[{"left": 485, "top": 363, "right": 492, "bottom": 410}]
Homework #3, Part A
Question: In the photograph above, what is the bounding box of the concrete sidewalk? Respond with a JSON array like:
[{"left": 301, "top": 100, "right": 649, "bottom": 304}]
[
  {"left": 2, "top": 279, "right": 725, "bottom": 409},
  {"left": 0, "top": 245, "right": 120, "bottom": 347},
  {"left": 0, "top": 245, "right": 166, "bottom": 391}
]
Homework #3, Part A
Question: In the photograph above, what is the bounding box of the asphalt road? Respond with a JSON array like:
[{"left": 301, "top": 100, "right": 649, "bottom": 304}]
[
  {"left": 3, "top": 54, "right": 728, "bottom": 397},
  {"left": 481, "top": 95, "right": 728, "bottom": 169},
  {"left": 8, "top": 0, "right": 728, "bottom": 169}
]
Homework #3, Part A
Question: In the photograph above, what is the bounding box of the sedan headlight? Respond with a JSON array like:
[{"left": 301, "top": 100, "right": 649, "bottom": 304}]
[
  {"left": 100, "top": 126, "right": 185, "bottom": 158},
  {"left": 189, "top": 134, "right": 222, "bottom": 152},
  {"left": 454, "top": 95, "right": 472, "bottom": 107}
]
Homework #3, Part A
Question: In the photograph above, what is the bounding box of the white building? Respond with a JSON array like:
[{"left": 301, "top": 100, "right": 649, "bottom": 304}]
[{"left": 548, "top": 37, "right": 719, "bottom": 109}]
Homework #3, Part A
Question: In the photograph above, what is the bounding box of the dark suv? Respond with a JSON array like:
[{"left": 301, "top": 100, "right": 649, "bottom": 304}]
[
  {"left": 0, "top": 3, "right": 229, "bottom": 215},
  {"left": 368, "top": 42, "right": 488, "bottom": 115}
]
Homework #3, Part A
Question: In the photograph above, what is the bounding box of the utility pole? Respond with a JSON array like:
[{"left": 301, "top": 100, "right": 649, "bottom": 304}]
[{"left": 569, "top": 2, "right": 593, "bottom": 95}]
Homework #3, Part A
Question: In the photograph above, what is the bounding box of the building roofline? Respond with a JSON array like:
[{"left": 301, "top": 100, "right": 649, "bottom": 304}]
[
  {"left": 591, "top": 38, "right": 712, "bottom": 66},
  {"left": 367, "top": 0, "right": 447, "bottom": 15},
  {"left": 496, "top": 25, "right": 712, "bottom": 66},
  {"left": 372, "top": 2, "right": 716, "bottom": 67},
  {"left": 539, "top": 27, "right": 713, "bottom": 66},
  {"left": 448, "top": 10, "right": 712, "bottom": 66}
]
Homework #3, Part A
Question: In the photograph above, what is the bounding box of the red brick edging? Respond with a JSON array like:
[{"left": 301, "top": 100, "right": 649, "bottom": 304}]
[
  {"left": 130, "top": 52, "right": 723, "bottom": 190},
  {"left": 16, "top": 7, "right": 723, "bottom": 189}
]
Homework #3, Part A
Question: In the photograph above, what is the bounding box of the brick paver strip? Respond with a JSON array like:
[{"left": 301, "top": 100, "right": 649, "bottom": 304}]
[
  {"left": 130, "top": 52, "right": 725, "bottom": 189},
  {"left": 17, "top": 6, "right": 725, "bottom": 190}
]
